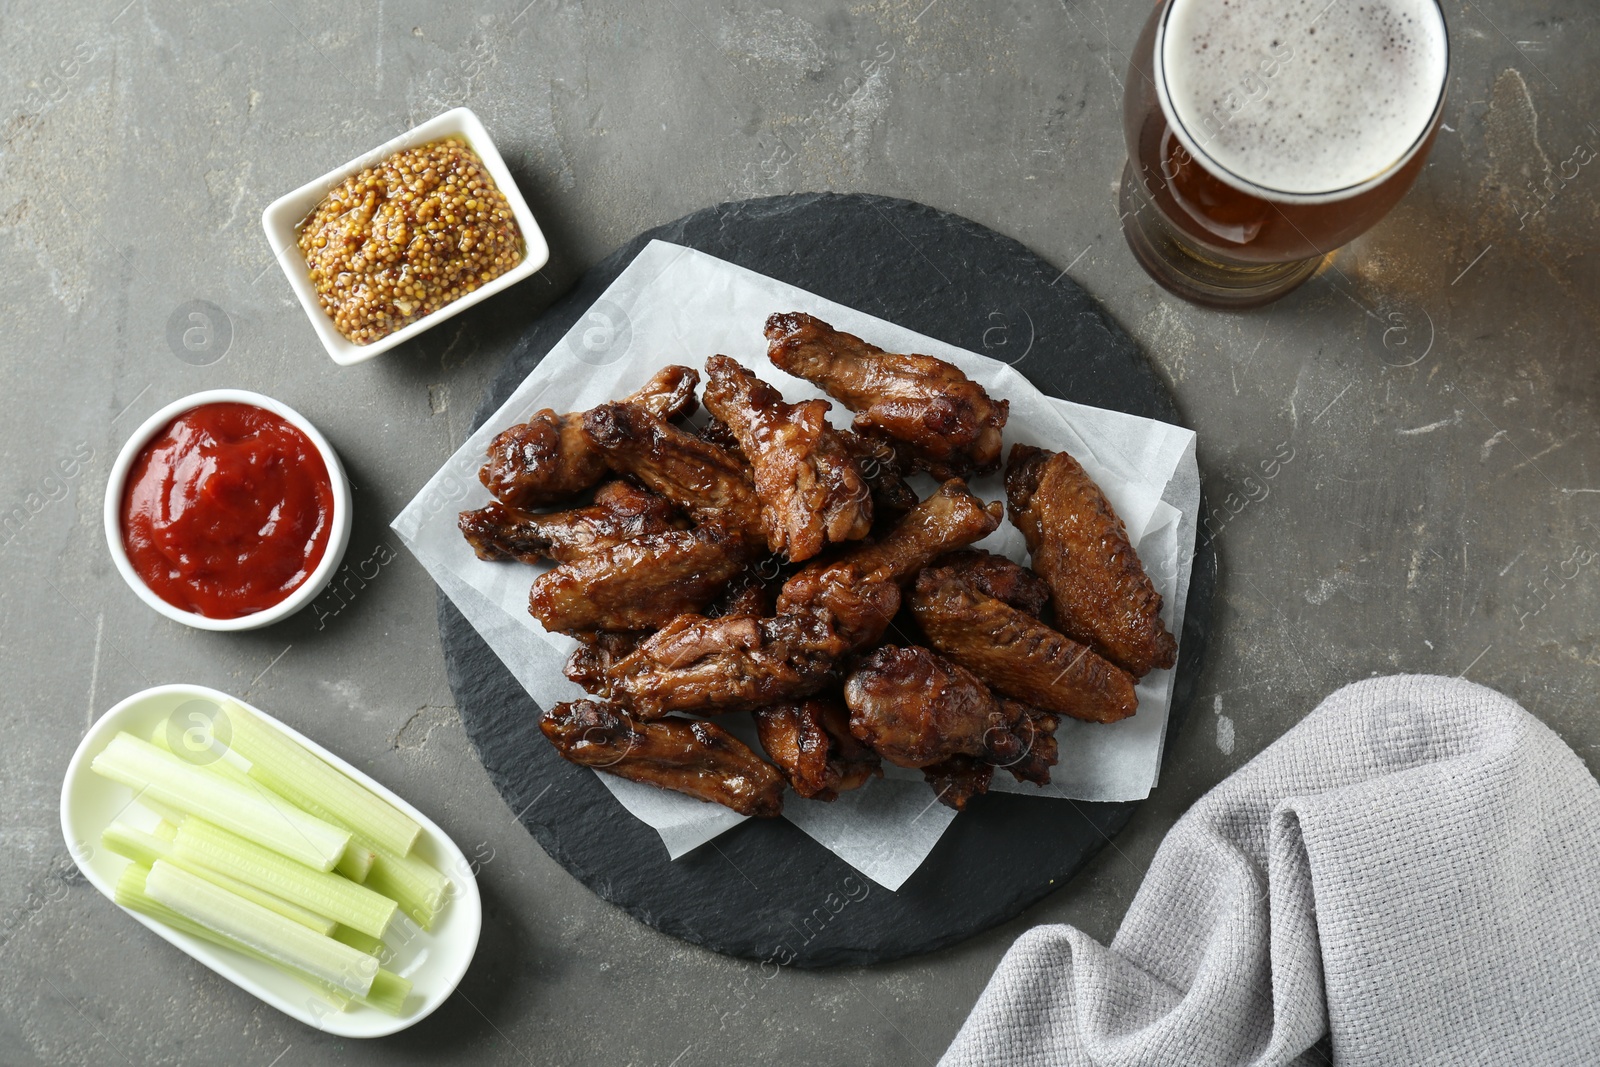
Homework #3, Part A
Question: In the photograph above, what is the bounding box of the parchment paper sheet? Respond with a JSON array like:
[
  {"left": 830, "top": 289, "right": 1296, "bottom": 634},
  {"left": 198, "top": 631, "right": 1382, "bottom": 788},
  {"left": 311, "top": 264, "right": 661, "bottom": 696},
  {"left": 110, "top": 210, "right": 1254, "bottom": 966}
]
[{"left": 394, "top": 241, "right": 1199, "bottom": 890}]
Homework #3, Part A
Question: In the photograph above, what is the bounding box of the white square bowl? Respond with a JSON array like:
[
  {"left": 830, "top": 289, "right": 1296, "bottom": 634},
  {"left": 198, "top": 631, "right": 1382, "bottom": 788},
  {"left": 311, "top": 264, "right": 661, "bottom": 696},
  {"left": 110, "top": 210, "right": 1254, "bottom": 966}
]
[{"left": 261, "top": 107, "right": 549, "bottom": 367}]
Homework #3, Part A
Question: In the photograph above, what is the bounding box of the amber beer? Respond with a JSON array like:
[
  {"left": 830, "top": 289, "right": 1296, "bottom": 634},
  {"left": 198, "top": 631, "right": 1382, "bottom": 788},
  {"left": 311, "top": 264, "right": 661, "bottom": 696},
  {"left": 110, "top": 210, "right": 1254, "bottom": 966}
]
[{"left": 1120, "top": 0, "right": 1449, "bottom": 307}]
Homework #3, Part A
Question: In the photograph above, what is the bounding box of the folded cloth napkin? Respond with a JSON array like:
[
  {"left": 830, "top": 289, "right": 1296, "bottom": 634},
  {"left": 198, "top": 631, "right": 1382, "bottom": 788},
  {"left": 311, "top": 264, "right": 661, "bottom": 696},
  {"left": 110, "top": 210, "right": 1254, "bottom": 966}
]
[{"left": 940, "top": 674, "right": 1600, "bottom": 1066}]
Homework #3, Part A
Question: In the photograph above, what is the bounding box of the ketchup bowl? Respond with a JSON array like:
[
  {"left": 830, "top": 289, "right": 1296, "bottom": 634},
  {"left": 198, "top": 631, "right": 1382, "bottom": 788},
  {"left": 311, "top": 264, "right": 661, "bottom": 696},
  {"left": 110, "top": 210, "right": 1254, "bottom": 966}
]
[{"left": 104, "top": 390, "right": 352, "bottom": 631}]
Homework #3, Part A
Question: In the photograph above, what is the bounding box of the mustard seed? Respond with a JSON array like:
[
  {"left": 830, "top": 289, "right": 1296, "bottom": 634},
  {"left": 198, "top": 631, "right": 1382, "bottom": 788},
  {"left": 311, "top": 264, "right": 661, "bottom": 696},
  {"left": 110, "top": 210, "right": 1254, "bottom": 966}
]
[{"left": 296, "top": 138, "right": 523, "bottom": 345}]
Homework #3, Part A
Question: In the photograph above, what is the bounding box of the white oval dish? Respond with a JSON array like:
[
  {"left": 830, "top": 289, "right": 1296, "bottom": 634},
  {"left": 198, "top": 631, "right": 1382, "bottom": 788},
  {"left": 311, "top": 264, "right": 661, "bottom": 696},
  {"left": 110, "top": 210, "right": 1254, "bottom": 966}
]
[
  {"left": 60, "top": 684, "right": 482, "bottom": 1038},
  {"left": 261, "top": 106, "right": 550, "bottom": 366},
  {"left": 104, "top": 389, "right": 353, "bottom": 632}
]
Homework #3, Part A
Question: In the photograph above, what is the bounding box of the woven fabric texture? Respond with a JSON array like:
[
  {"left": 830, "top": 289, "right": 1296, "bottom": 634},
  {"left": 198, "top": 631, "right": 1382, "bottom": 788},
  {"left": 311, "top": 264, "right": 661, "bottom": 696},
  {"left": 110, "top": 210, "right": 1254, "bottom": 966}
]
[{"left": 940, "top": 675, "right": 1600, "bottom": 1066}]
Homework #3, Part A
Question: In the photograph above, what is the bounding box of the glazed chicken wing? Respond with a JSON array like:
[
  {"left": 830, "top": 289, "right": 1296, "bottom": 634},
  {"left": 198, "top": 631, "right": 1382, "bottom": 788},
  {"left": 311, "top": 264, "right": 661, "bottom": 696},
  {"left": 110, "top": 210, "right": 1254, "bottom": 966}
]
[
  {"left": 776, "top": 480, "right": 1003, "bottom": 615},
  {"left": 765, "top": 312, "right": 1008, "bottom": 478},
  {"left": 1005, "top": 444, "right": 1176, "bottom": 677},
  {"left": 479, "top": 365, "right": 699, "bottom": 509},
  {"left": 753, "top": 698, "right": 882, "bottom": 801},
  {"left": 563, "top": 631, "right": 647, "bottom": 694},
  {"left": 921, "top": 756, "right": 993, "bottom": 811},
  {"left": 458, "top": 480, "right": 684, "bottom": 564},
  {"left": 837, "top": 429, "right": 919, "bottom": 527},
  {"left": 911, "top": 564, "right": 1137, "bottom": 724},
  {"left": 843, "top": 645, "right": 1032, "bottom": 768},
  {"left": 706, "top": 569, "right": 780, "bottom": 619},
  {"left": 999, "top": 702, "right": 1060, "bottom": 787},
  {"left": 598, "top": 609, "right": 864, "bottom": 716},
  {"left": 928, "top": 549, "right": 1052, "bottom": 617},
  {"left": 599, "top": 480, "right": 1004, "bottom": 717},
  {"left": 703, "top": 355, "right": 872, "bottom": 561},
  {"left": 583, "top": 402, "right": 766, "bottom": 544},
  {"left": 527, "top": 524, "right": 752, "bottom": 633},
  {"left": 541, "top": 700, "right": 784, "bottom": 818}
]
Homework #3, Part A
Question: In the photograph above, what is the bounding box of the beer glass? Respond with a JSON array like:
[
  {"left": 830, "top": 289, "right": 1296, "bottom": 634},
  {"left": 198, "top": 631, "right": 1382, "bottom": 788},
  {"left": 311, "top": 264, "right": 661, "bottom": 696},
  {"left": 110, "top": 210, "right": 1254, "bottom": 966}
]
[{"left": 1119, "top": 0, "right": 1449, "bottom": 308}]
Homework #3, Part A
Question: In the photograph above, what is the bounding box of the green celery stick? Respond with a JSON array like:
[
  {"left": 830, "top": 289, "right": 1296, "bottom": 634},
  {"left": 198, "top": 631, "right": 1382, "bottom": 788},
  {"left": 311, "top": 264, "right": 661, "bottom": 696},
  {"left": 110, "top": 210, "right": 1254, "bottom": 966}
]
[
  {"left": 365, "top": 844, "right": 452, "bottom": 930},
  {"left": 102, "top": 822, "right": 336, "bottom": 935},
  {"left": 150, "top": 728, "right": 377, "bottom": 884},
  {"left": 116, "top": 864, "right": 352, "bottom": 1014},
  {"left": 336, "top": 841, "right": 377, "bottom": 884},
  {"left": 332, "top": 925, "right": 389, "bottom": 959},
  {"left": 170, "top": 819, "right": 397, "bottom": 939},
  {"left": 117, "top": 865, "right": 411, "bottom": 1016},
  {"left": 227, "top": 709, "right": 421, "bottom": 856},
  {"left": 144, "top": 861, "right": 379, "bottom": 996},
  {"left": 91, "top": 733, "right": 349, "bottom": 872}
]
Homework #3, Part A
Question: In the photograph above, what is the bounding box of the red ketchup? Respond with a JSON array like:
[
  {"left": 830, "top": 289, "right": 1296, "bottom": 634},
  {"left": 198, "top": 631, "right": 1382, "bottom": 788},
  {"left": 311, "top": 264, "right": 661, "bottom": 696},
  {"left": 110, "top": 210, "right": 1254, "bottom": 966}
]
[{"left": 122, "top": 402, "right": 334, "bottom": 619}]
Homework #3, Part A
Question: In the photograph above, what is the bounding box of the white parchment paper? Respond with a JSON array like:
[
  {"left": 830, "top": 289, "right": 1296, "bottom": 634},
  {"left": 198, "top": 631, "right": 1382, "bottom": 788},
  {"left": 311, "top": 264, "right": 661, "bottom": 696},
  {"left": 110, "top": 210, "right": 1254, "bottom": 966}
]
[{"left": 393, "top": 241, "right": 1199, "bottom": 891}]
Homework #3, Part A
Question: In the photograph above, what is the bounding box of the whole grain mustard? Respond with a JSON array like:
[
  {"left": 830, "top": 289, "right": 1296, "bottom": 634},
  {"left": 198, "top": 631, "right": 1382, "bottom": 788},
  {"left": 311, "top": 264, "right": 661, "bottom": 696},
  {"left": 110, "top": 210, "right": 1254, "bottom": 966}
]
[{"left": 297, "top": 138, "right": 523, "bottom": 345}]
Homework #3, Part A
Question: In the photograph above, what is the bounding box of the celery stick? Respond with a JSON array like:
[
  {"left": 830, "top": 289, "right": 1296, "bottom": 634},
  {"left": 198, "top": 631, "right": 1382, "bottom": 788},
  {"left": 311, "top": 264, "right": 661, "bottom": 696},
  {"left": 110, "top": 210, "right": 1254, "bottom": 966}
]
[
  {"left": 172, "top": 819, "right": 397, "bottom": 939},
  {"left": 360, "top": 968, "right": 413, "bottom": 1016},
  {"left": 270, "top": 778, "right": 447, "bottom": 915},
  {"left": 190, "top": 868, "right": 336, "bottom": 937},
  {"left": 91, "top": 733, "right": 350, "bottom": 872},
  {"left": 365, "top": 845, "right": 451, "bottom": 930},
  {"left": 154, "top": 725, "right": 380, "bottom": 884},
  {"left": 139, "top": 797, "right": 192, "bottom": 828},
  {"left": 336, "top": 842, "right": 376, "bottom": 884},
  {"left": 151, "top": 725, "right": 255, "bottom": 787},
  {"left": 115, "top": 864, "right": 353, "bottom": 1014},
  {"left": 227, "top": 709, "right": 421, "bottom": 856},
  {"left": 332, "top": 925, "right": 389, "bottom": 959},
  {"left": 100, "top": 822, "right": 170, "bottom": 866},
  {"left": 121, "top": 865, "right": 411, "bottom": 1017},
  {"left": 229, "top": 753, "right": 439, "bottom": 910},
  {"left": 119, "top": 866, "right": 410, "bottom": 1016},
  {"left": 145, "top": 861, "right": 380, "bottom": 996},
  {"left": 102, "top": 822, "right": 337, "bottom": 935}
]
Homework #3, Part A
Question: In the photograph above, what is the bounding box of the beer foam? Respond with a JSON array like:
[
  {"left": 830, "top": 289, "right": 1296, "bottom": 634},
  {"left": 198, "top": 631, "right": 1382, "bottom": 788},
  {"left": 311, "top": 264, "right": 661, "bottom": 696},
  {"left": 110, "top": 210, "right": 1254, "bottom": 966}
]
[{"left": 1161, "top": 0, "right": 1447, "bottom": 195}]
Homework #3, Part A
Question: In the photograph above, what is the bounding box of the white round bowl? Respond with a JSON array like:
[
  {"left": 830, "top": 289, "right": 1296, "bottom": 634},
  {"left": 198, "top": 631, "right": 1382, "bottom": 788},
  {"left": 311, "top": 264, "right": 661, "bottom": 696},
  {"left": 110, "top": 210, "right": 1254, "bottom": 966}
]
[{"left": 104, "top": 389, "right": 353, "bottom": 631}]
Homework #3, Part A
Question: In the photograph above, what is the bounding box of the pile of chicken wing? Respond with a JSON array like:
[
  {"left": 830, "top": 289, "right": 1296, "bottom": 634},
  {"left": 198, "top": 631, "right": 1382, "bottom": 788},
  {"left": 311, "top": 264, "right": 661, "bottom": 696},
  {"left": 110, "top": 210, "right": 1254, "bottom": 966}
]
[{"left": 459, "top": 313, "right": 1177, "bottom": 818}]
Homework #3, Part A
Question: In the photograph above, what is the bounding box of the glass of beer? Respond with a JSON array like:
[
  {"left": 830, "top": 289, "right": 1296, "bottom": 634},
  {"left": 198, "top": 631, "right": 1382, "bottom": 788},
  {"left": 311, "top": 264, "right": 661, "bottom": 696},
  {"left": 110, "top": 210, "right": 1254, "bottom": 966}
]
[{"left": 1119, "top": 0, "right": 1449, "bottom": 308}]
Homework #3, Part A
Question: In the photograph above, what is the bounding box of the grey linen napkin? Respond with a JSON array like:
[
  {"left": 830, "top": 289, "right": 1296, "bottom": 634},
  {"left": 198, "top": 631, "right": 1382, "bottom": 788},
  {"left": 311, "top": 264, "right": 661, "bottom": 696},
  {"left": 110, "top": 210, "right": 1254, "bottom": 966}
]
[{"left": 940, "top": 674, "right": 1600, "bottom": 1066}]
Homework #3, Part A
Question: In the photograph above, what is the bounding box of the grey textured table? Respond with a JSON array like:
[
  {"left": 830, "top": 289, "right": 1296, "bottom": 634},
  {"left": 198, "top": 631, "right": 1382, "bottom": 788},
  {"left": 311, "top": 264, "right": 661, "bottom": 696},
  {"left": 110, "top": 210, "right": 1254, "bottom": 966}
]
[{"left": 1, "top": 2, "right": 1594, "bottom": 1065}]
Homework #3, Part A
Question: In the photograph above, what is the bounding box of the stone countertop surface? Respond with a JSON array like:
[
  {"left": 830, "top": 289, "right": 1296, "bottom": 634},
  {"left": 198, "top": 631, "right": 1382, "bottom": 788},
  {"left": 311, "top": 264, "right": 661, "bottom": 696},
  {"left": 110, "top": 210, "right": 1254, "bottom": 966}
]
[{"left": 1, "top": 1, "right": 1594, "bottom": 1064}]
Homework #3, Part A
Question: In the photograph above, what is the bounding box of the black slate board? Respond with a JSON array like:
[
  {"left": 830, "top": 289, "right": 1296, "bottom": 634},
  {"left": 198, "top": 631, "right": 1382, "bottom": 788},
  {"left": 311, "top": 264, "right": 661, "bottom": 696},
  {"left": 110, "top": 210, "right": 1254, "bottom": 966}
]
[{"left": 439, "top": 193, "right": 1216, "bottom": 968}]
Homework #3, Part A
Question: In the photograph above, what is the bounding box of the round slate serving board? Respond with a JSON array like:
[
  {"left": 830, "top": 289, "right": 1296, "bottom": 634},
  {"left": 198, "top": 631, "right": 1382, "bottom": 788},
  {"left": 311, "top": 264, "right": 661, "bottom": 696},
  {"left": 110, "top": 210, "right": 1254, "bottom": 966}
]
[{"left": 439, "top": 193, "right": 1216, "bottom": 968}]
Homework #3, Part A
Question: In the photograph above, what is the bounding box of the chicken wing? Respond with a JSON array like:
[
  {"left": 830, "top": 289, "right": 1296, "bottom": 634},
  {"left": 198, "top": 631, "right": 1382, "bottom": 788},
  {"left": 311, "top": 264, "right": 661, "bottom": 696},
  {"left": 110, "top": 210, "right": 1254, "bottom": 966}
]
[
  {"left": 998, "top": 701, "right": 1060, "bottom": 786},
  {"left": 541, "top": 700, "right": 784, "bottom": 817},
  {"left": 837, "top": 429, "right": 919, "bottom": 527},
  {"left": 564, "top": 633, "right": 643, "bottom": 694},
  {"left": 910, "top": 563, "right": 1137, "bottom": 724},
  {"left": 928, "top": 549, "right": 1052, "bottom": 617},
  {"left": 698, "top": 414, "right": 744, "bottom": 456},
  {"left": 527, "top": 524, "right": 752, "bottom": 633},
  {"left": 598, "top": 608, "right": 865, "bottom": 716},
  {"left": 921, "top": 756, "right": 993, "bottom": 811},
  {"left": 753, "top": 698, "right": 882, "bottom": 801},
  {"left": 479, "top": 365, "right": 699, "bottom": 509},
  {"left": 458, "top": 480, "right": 685, "bottom": 564},
  {"left": 598, "top": 481, "right": 998, "bottom": 717},
  {"left": 843, "top": 645, "right": 1031, "bottom": 767},
  {"left": 1005, "top": 444, "right": 1176, "bottom": 677},
  {"left": 765, "top": 312, "right": 1009, "bottom": 478},
  {"left": 583, "top": 402, "right": 766, "bottom": 544},
  {"left": 706, "top": 568, "right": 779, "bottom": 619},
  {"left": 776, "top": 479, "right": 1003, "bottom": 615},
  {"left": 703, "top": 355, "right": 872, "bottom": 561}
]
